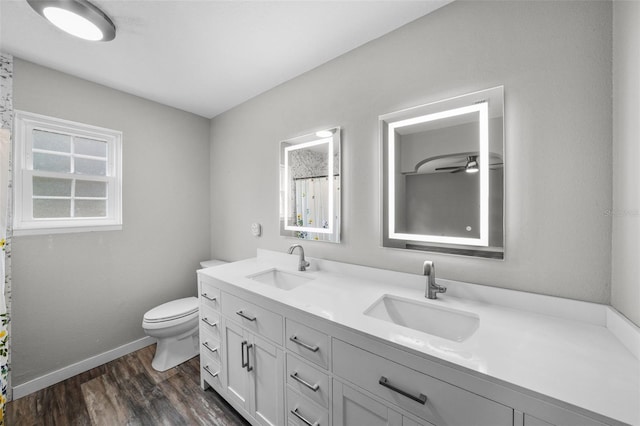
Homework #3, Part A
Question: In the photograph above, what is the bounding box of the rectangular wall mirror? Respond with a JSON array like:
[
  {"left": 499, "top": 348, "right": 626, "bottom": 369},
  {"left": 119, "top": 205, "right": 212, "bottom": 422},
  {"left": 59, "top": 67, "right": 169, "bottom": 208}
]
[
  {"left": 280, "top": 127, "right": 341, "bottom": 243},
  {"left": 380, "top": 87, "right": 504, "bottom": 259}
]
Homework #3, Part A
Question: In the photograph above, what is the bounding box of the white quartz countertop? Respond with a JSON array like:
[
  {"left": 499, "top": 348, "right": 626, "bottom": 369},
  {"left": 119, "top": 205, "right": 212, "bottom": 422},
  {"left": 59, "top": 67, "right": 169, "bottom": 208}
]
[{"left": 199, "top": 250, "right": 640, "bottom": 425}]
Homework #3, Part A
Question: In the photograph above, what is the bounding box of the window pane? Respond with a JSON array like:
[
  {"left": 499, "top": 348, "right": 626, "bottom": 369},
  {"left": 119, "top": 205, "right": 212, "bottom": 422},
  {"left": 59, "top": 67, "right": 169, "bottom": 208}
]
[
  {"left": 33, "top": 177, "right": 72, "bottom": 197},
  {"left": 75, "top": 180, "right": 107, "bottom": 198},
  {"left": 75, "top": 158, "right": 106, "bottom": 176},
  {"left": 75, "top": 137, "right": 107, "bottom": 157},
  {"left": 33, "top": 130, "right": 71, "bottom": 153},
  {"left": 75, "top": 200, "right": 106, "bottom": 217},
  {"left": 33, "top": 199, "right": 70, "bottom": 218},
  {"left": 34, "top": 152, "right": 71, "bottom": 173}
]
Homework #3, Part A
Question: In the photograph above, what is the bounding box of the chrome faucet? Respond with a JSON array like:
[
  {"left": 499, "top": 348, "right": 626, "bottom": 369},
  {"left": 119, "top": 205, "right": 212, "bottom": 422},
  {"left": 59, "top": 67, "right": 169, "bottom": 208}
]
[
  {"left": 288, "top": 244, "right": 310, "bottom": 271},
  {"left": 424, "top": 260, "right": 446, "bottom": 299}
]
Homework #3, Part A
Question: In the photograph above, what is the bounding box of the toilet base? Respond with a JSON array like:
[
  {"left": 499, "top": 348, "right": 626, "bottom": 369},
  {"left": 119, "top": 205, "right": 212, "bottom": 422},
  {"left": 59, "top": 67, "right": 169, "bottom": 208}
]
[{"left": 151, "top": 328, "right": 199, "bottom": 372}]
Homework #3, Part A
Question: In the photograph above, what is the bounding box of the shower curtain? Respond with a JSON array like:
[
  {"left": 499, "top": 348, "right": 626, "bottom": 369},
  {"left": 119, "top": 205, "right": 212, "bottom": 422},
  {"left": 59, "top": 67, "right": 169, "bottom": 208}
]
[
  {"left": 0, "top": 129, "right": 9, "bottom": 423},
  {"left": 294, "top": 176, "right": 339, "bottom": 241}
]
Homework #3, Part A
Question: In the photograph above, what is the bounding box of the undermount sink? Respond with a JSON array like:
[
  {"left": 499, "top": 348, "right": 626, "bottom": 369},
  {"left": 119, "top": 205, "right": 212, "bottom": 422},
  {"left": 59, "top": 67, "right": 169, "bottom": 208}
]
[
  {"left": 364, "top": 294, "right": 479, "bottom": 342},
  {"left": 247, "top": 268, "right": 313, "bottom": 291}
]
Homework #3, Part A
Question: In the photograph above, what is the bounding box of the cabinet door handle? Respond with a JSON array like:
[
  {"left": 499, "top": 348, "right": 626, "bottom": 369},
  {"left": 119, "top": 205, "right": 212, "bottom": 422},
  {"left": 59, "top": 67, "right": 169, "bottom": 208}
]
[
  {"left": 201, "top": 293, "right": 216, "bottom": 302},
  {"left": 290, "top": 371, "right": 319, "bottom": 392},
  {"left": 290, "top": 408, "right": 318, "bottom": 426},
  {"left": 202, "top": 341, "right": 218, "bottom": 354},
  {"left": 236, "top": 310, "right": 257, "bottom": 322},
  {"left": 245, "top": 343, "right": 253, "bottom": 372},
  {"left": 289, "top": 335, "right": 319, "bottom": 352},
  {"left": 241, "top": 340, "right": 248, "bottom": 369},
  {"left": 203, "top": 364, "right": 218, "bottom": 378},
  {"left": 378, "top": 376, "right": 427, "bottom": 405},
  {"left": 201, "top": 317, "right": 218, "bottom": 328}
]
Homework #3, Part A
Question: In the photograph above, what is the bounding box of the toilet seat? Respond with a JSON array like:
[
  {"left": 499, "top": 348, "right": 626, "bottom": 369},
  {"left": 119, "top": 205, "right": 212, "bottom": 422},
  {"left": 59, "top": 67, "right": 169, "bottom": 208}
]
[{"left": 143, "top": 297, "right": 198, "bottom": 323}]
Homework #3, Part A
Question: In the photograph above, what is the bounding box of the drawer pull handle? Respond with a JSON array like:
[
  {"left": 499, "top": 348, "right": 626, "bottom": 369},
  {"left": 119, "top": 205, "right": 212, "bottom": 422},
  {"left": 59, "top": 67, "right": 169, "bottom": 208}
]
[
  {"left": 202, "top": 341, "right": 218, "bottom": 354},
  {"left": 290, "top": 408, "right": 318, "bottom": 426},
  {"left": 236, "top": 310, "right": 257, "bottom": 322},
  {"left": 290, "top": 371, "right": 320, "bottom": 392},
  {"left": 201, "top": 293, "right": 217, "bottom": 302},
  {"left": 378, "top": 376, "right": 427, "bottom": 405},
  {"left": 201, "top": 317, "right": 218, "bottom": 328},
  {"left": 203, "top": 365, "right": 218, "bottom": 378},
  {"left": 289, "top": 335, "right": 319, "bottom": 352}
]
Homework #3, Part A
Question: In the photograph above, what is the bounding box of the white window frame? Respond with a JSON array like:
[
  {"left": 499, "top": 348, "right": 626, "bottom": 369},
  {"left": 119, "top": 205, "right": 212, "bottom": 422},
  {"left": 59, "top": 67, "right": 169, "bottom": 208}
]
[{"left": 13, "top": 110, "right": 123, "bottom": 235}]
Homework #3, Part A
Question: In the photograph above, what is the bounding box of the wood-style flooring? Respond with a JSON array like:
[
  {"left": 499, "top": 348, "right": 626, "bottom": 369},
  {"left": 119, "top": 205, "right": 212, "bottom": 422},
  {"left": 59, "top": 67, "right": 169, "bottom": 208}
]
[{"left": 6, "top": 344, "right": 250, "bottom": 426}]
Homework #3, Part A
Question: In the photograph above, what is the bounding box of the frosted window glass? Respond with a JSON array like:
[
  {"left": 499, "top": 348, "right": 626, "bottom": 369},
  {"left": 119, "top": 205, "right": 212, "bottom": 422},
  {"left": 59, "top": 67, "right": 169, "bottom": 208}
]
[
  {"left": 33, "top": 199, "right": 70, "bottom": 218},
  {"left": 75, "top": 180, "right": 107, "bottom": 198},
  {"left": 75, "top": 137, "right": 107, "bottom": 157},
  {"left": 34, "top": 152, "right": 70, "bottom": 173},
  {"left": 33, "top": 177, "right": 72, "bottom": 197},
  {"left": 33, "top": 130, "right": 70, "bottom": 153},
  {"left": 75, "top": 200, "right": 106, "bottom": 217},
  {"left": 75, "top": 158, "right": 106, "bottom": 176}
]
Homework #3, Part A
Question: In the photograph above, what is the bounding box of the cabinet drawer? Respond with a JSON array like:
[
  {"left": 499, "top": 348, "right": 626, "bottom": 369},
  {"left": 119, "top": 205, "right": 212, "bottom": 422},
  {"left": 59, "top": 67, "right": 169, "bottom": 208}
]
[
  {"left": 200, "top": 280, "right": 221, "bottom": 311},
  {"left": 222, "top": 292, "right": 283, "bottom": 345},
  {"left": 287, "top": 387, "right": 329, "bottom": 426},
  {"left": 201, "top": 351, "right": 223, "bottom": 392},
  {"left": 333, "top": 339, "right": 513, "bottom": 426},
  {"left": 286, "top": 354, "right": 330, "bottom": 409},
  {"left": 286, "top": 318, "right": 330, "bottom": 369},
  {"left": 199, "top": 305, "right": 221, "bottom": 340},
  {"left": 200, "top": 326, "right": 222, "bottom": 365}
]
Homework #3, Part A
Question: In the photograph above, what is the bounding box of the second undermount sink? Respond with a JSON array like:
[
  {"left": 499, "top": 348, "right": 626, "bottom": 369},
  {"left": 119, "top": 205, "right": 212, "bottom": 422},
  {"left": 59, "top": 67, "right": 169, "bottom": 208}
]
[
  {"left": 364, "top": 294, "right": 479, "bottom": 342},
  {"left": 247, "top": 268, "right": 314, "bottom": 291}
]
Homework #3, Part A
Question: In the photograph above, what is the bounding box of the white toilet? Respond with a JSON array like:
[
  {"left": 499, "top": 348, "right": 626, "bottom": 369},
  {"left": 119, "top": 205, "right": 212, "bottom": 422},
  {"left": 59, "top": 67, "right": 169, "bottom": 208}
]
[{"left": 142, "top": 259, "right": 227, "bottom": 372}]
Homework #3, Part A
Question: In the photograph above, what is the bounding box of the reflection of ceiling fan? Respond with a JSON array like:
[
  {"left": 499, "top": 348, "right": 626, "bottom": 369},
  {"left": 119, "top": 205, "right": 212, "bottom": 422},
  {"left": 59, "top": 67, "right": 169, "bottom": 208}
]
[{"left": 435, "top": 155, "right": 503, "bottom": 174}]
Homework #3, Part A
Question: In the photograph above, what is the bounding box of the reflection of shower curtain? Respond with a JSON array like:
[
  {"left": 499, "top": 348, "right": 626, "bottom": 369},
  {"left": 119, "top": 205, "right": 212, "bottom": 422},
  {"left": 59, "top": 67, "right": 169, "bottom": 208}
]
[
  {"left": 294, "top": 176, "right": 339, "bottom": 241},
  {"left": 0, "top": 129, "right": 9, "bottom": 421}
]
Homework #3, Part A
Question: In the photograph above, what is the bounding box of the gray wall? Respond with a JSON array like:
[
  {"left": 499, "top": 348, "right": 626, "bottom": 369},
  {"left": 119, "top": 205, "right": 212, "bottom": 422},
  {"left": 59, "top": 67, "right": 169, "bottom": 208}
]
[
  {"left": 611, "top": 0, "right": 640, "bottom": 326},
  {"left": 210, "top": 1, "right": 613, "bottom": 304},
  {"left": 12, "top": 59, "right": 211, "bottom": 385}
]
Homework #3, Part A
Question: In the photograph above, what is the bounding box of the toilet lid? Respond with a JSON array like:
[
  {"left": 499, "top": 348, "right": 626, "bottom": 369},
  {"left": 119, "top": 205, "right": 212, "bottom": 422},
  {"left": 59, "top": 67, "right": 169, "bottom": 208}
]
[{"left": 144, "top": 297, "right": 199, "bottom": 323}]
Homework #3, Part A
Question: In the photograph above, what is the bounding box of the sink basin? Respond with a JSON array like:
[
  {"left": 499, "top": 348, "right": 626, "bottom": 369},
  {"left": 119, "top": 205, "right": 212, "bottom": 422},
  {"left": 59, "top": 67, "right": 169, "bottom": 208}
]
[
  {"left": 364, "top": 295, "right": 479, "bottom": 342},
  {"left": 247, "top": 268, "right": 313, "bottom": 291}
]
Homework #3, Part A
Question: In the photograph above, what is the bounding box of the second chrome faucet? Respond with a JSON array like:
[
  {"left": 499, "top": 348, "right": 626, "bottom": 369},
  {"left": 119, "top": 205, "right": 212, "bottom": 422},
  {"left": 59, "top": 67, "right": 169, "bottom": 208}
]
[
  {"left": 288, "top": 244, "right": 310, "bottom": 271},
  {"left": 424, "top": 260, "right": 446, "bottom": 299}
]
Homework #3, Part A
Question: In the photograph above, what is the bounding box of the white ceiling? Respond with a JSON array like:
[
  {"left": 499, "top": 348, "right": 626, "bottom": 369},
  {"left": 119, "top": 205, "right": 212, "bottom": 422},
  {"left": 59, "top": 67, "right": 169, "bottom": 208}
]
[{"left": 0, "top": 0, "right": 451, "bottom": 118}]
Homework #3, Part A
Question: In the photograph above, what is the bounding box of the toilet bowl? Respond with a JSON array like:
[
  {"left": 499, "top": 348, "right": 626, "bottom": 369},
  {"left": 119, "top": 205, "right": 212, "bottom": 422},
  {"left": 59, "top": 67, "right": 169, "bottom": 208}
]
[
  {"left": 142, "top": 297, "right": 199, "bottom": 372},
  {"left": 142, "top": 259, "right": 227, "bottom": 372}
]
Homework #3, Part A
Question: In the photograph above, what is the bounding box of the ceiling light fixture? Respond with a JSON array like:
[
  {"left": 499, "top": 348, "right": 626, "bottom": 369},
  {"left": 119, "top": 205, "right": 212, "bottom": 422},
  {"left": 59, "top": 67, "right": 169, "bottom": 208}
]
[
  {"left": 465, "top": 156, "right": 479, "bottom": 173},
  {"left": 27, "top": 0, "right": 116, "bottom": 41}
]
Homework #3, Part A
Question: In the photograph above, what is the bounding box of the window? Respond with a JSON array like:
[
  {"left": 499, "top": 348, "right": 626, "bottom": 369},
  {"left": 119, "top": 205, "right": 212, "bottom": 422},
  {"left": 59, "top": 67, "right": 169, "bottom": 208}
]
[{"left": 13, "top": 111, "right": 122, "bottom": 235}]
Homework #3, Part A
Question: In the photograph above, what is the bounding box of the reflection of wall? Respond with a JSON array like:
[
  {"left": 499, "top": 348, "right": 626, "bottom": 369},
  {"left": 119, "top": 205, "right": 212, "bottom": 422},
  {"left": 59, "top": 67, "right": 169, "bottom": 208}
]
[
  {"left": 403, "top": 170, "right": 503, "bottom": 246},
  {"left": 211, "top": 1, "right": 614, "bottom": 307}
]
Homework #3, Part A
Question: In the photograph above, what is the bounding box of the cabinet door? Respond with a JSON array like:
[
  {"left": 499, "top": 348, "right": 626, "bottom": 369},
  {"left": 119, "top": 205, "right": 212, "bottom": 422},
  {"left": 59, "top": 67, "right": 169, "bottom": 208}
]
[
  {"left": 333, "top": 381, "right": 403, "bottom": 426},
  {"left": 222, "top": 319, "right": 250, "bottom": 412},
  {"left": 249, "top": 333, "right": 285, "bottom": 426}
]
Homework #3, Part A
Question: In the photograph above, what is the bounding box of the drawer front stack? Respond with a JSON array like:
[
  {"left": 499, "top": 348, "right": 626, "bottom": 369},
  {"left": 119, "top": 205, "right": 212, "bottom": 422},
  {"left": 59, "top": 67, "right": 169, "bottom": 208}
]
[{"left": 199, "top": 279, "right": 224, "bottom": 392}]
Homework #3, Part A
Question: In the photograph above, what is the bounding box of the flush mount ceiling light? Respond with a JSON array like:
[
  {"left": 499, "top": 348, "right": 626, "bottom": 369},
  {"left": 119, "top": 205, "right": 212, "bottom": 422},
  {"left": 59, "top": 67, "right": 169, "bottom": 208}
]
[{"left": 27, "top": 0, "right": 116, "bottom": 41}]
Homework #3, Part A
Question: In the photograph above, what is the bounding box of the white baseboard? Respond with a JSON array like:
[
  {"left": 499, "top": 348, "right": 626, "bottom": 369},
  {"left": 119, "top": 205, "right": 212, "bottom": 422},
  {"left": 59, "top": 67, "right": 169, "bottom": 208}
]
[{"left": 12, "top": 336, "right": 156, "bottom": 400}]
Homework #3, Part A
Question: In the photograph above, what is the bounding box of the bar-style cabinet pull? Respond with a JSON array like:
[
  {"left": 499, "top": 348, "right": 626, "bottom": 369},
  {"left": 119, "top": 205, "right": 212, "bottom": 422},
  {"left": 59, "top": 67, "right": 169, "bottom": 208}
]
[
  {"left": 202, "top": 341, "right": 218, "bottom": 354},
  {"left": 236, "top": 310, "right": 257, "bottom": 322},
  {"left": 378, "top": 376, "right": 427, "bottom": 405},
  {"left": 290, "top": 371, "right": 320, "bottom": 392},
  {"left": 201, "top": 293, "right": 216, "bottom": 302},
  {"left": 290, "top": 408, "right": 318, "bottom": 426},
  {"left": 201, "top": 317, "right": 218, "bottom": 328},
  {"left": 203, "top": 365, "right": 218, "bottom": 378},
  {"left": 289, "top": 335, "right": 319, "bottom": 352}
]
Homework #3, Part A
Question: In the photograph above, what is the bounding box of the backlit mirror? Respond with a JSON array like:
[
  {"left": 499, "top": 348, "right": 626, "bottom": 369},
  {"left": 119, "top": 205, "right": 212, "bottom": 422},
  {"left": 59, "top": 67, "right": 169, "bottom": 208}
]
[
  {"left": 280, "top": 127, "right": 340, "bottom": 243},
  {"left": 381, "top": 87, "right": 504, "bottom": 258}
]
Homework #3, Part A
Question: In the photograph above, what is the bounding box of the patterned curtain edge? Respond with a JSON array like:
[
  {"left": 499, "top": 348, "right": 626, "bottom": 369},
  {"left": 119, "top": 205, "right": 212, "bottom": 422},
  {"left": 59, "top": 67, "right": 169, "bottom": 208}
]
[{"left": 0, "top": 52, "right": 14, "bottom": 426}]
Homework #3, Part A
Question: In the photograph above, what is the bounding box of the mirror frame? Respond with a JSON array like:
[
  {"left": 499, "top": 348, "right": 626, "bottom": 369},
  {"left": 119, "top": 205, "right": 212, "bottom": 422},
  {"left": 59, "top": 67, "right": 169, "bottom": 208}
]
[
  {"left": 279, "top": 127, "right": 341, "bottom": 242},
  {"left": 380, "top": 86, "right": 504, "bottom": 258}
]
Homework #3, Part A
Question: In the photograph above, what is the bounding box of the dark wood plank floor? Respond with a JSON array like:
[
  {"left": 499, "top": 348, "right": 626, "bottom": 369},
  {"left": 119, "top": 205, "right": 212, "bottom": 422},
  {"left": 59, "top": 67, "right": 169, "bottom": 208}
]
[{"left": 6, "top": 344, "right": 251, "bottom": 426}]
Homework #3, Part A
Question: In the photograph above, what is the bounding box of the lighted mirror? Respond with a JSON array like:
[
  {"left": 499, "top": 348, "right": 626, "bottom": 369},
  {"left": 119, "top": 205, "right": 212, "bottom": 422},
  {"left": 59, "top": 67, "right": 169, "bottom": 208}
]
[
  {"left": 381, "top": 87, "right": 504, "bottom": 258},
  {"left": 280, "top": 127, "right": 340, "bottom": 243}
]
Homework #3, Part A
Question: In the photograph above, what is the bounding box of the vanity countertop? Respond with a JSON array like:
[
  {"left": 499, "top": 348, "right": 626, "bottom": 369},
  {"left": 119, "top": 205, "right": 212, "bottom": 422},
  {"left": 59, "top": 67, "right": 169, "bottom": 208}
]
[{"left": 199, "top": 250, "right": 640, "bottom": 426}]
